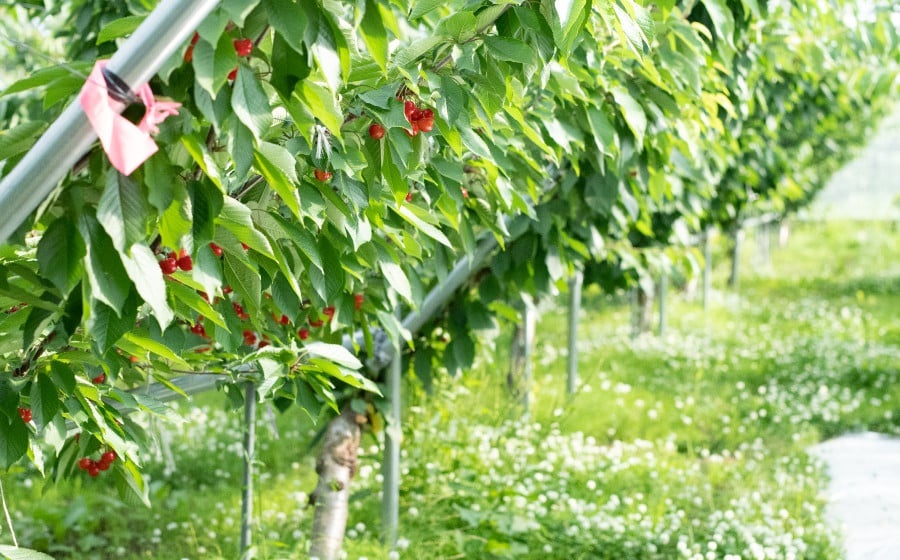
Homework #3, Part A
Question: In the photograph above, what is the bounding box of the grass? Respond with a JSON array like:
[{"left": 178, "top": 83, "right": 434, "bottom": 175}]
[{"left": 1, "top": 219, "right": 898, "bottom": 559}]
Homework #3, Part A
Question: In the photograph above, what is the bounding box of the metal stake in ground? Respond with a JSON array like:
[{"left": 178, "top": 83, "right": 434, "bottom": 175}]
[
  {"left": 703, "top": 230, "right": 712, "bottom": 311},
  {"left": 566, "top": 271, "right": 583, "bottom": 395},
  {"left": 240, "top": 383, "right": 258, "bottom": 557}
]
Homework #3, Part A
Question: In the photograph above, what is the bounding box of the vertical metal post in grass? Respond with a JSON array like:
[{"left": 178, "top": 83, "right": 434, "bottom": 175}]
[
  {"left": 240, "top": 383, "right": 257, "bottom": 557},
  {"left": 702, "top": 229, "right": 712, "bottom": 311},
  {"left": 566, "top": 271, "right": 583, "bottom": 396},
  {"left": 522, "top": 301, "right": 537, "bottom": 415},
  {"left": 381, "top": 318, "right": 402, "bottom": 547},
  {"left": 658, "top": 271, "right": 668, "bottom": 336},
  {"left": 630, "top": 287, "right": 640, "bottom": 338}
]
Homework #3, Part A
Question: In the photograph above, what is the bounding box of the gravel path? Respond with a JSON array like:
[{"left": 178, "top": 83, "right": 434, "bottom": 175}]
[{"left": 809, "top": 432, "right": 900, "bottom": 560}]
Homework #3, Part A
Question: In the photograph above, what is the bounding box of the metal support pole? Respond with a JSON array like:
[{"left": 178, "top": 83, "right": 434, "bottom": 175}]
[
  {"left": 702, "top": 230, "right": 712, "bottom": 311},
  {"left": 381, "top": 314, "right": 402, "bottom": 547},
  {"left": 566, "top": 271, "right": 583, "bottom": 396},
  {"left": 521, "top": 301, "right": 536, "bottom": 416},
  {"left": 0, "top": 0, "right": 222, "bottom": 245},
  {"left": 240, "top": 383, "right": 257, "bottom": 557},
  {"left": 658, "top": 271, "right": 668, "bottom": 337}
]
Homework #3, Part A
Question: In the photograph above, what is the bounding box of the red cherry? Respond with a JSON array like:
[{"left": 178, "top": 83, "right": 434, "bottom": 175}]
[
  {"left": 88, "top": 465, "right": 100, "bottom": 477},
  {"left": 418, "top": 117, "right": 434, "bottom": 132},
  {"left": 240, "top": 243, "right": 250, "bottom": 251},
  {"left": 405, "top": 191, "right": 414, "bottom": 202},
  {"left": 314, "top": 169, "right": 332, "bottom": 182},
  {"left": 279, "top": 314, "right": 290, "bottom": 326},
  {"left": 195, "top": 345, "right": 212, "bottom": 353},
  {"left": 242, "top": 330, "right": 258, "bottom": 346},
  {"left": 92, "top": 373, "right": 106, "bottom": 384},
  {"left": 177, "top": 255, "right": 193, "bottom": 271},
  {"left": 258, "top": 340, "right": 270, "bottom": 349},
  {"left": 308, "top": 318, "right": 324, "bottom": 328},
  {"left": 422, "top": 108, "right": 434, "bottom": 120},
  {"left": 190, "top": 323, "right": 207, "bottom": 337},
  {"left": 191, "top": 32, "right": 200, "bottom": 46},
  {"left": 404, "top": 100, "right": 416, "bottom": 121},
  {"left": 97, "top": 459, "right": 111, "bottom": 471},
  {"left": 102, "top": 451, "right": 117, "bottom": 464},
  {"left": 410, "top": 109, "right": 423, "bottom": 122},
  {"left": 184, "top": 45, "right": 194, "bottom": 63},
  {"left": 405, "top": 122, "right": 419, "bottom": 137},
  {"left": 18, "top": 407, "right": 32, "bottom": 423},
  {"left": 298, "top": 328, "right": 310, "bottom": 340},
  {"left": 159, "top": 257, "right": 178, "bottom": 275},
  {"left": 223, "top": 285, "right": 234, "bottom": 294},
  {"left": 323, "top": 306, "right": 335, "bottom": 321},
  {"left": 354, "top": 294, "right": 364, "bottom": 311},
  {"left": 209, "top": 243, "right": 223, "bottom": 257},
  {"left": 233, "top": 38, "right": 253, "bottom": 57},
  {"left": 228, "top": 67, "right": 238, "bottom": 81},
  {"left": 369, "top": 123, "right": 385, "bottom": 139},
  {"left": 129, "top": 356, "right": 139, "bottom": 363},
  {"left": 461, "top": 187, "right": 469, "bottom": 199},
  {"left": 78, "top": 457, "right": 93, "bottom": 471}
]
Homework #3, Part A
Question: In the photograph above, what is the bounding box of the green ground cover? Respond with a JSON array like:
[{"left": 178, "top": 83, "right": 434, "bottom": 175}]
[{"left": 1, "top": 220, "right": 897, "bottom": 559}]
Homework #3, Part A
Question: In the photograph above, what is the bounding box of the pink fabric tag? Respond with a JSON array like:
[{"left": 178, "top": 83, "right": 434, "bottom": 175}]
[{"left": 79, "top": 61, "right": 181, "bottom": 175}]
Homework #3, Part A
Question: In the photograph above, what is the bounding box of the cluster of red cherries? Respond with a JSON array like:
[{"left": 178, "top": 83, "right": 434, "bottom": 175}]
[
  {"left": 77, "top": 451, "right": 117, "bottom": 478},
  {"left": 184, "top": 33, "right": 253, "bottom": 81}
]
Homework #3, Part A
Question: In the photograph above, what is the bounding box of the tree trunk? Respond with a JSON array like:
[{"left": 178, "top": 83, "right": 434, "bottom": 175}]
[
  {"left": 728, "top": 227, "right": 742, "bottom": 289},
  {"left": 631, "top": 286, "right": 653, "bottom": 337},
  {"left": 506, "top": 302, "right": 536, "bottom": 413},
  {"left": 309, "top": 407, "right": 363, "bottom": 560}
]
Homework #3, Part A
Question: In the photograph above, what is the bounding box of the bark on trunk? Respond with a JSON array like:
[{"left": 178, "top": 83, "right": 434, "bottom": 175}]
[
  {"left": 309, "top": 407, "right": 362, "bottom": 560},
  {"left": 631, "top": 286, "right": 653, "bottom": 337},
  {"left": 728, "top": 227, "right": 742, "bottom": 288}
]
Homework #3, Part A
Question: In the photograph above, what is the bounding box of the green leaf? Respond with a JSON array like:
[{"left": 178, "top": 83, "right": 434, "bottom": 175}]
[
  {"left": 232, "top": 68, "right": 272, "bottom": 141},
  {"left": 122, "top": 332, "right": 191, "bottom": 369},
  {"left": 611, "top": 87, "right": 647, "bottom": 147},
  {"left": 409, "top": 0, "right": 444, "bottom": 20},
  {"left": 98, "top": 172, "right": 151, "bottom": 254},
  {"left": 193, "top": 33, "right": 238, "bottom": 99},
  {"left": 1, "top": 62, "right": 91, "bottom": 97},
  {"left": 484, "top": 36, "right": 534, "bottom": 65},
  {"left": 380, "top": 260, "right": 412, "bottom": 303},
  {"left": 294, "top": 81, "right": 343, "bottom": 139},
  {"left": 223, "top": 0, "right": 260, "bottom": 25},
  {"left": 305, "top": 341, "right": 363, "bottom": 369},
  {"left": 0, "top": 545, "right": 56, "bottom": 560},
  {"left": 361, "top": 0, "right": 389, "bottom": 73},
  {"left": 97, "top": 15, "right": 145, "bottom": 44},
  {"left": 37, "top": 216, "right": 85, "bottom": 296},
  {"left": 78, "top": 213, "right": 132, "bottom": 313},
  {"left": 254, "top": 143, "right": 301, "bottom": 218},
  {"left": 88, "top": 293, "right": 138, "bottom": 352},
  {"left": 436, "top": 12, "right": 477, "bottom": 42},
  {"left": 700, "top": 0, "right": 735, "bottom": 50},
  {"left": 0, "top": 410, "right": 29, "bottom": 469},
  {"left": 0, "top": 120, "right": 47, "bottom": 161},
  {"left": 586, "top": 106, "right": 616, "bottom": 156},
  {"left": 223, "top": 253, "right": 262, "bottom": 315},
  {"left": 167, "top": 280, "right": 229, "bottom": 329},
  {"left": 265, "top": 0, "right": 309, "bottom": 53},
  {"left": 159, "top": 183, "right": 193, "bottom": 250},
  {"left": 216, "top": 197, "right": 274, "bottom": 257},
  {"left": 394, "top": 205, "right": 453, "bottom": 248},
  {"left": 119, "top": 244, "right": 174, "bottom": 329},
  {"left": 29, "top": 373, "right": 59, "bottom": 428}
]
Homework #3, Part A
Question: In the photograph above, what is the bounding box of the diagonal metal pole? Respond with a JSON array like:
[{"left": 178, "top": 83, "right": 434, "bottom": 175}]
[{"left": 0, "top": 0, "right": 221, "bottom": 245}]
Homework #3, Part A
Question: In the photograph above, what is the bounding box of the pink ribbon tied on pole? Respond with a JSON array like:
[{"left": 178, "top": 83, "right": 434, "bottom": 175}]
[{"left": 79, "top": 60, "right": 181, "bottom": 176}]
